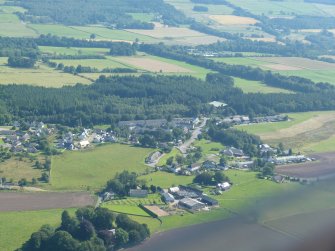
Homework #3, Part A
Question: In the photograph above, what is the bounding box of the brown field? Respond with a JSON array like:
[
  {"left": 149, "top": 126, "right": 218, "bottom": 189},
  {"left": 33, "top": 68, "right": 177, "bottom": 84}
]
[
  {"left": 126, "top": 27, "right": 209, "bottom": 38},
  {"left": 0, "top": 192, "right": 95, "bottom": 211},
  {"left": 209, "top": 15, "right": 258, "bottom": 25},
  {"left": 144, "top": 205, "right": 169, "bottom": 217},
  {"left": 114, "top": 57, "right": 193, "bottom": 73},
  {"left": 264, "top": 64, "right": 301, "bottom": 71},
  {"left": 261, "top": 113, "right": 335, "bottom": 140},
  {"left": 276, "top": 152, "right": 335, "bottom": 179},
  {"left": 255, "top": 57, "right": 335, "bottom": 71}
]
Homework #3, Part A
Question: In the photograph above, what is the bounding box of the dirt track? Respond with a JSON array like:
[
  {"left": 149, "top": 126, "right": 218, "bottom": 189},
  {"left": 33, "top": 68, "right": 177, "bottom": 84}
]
[
  {"left": 0, "top": 192, "right": 95, "bottom": 212},
  {"left": 276, "top": 152, "right": 335, "bottom": 179}
]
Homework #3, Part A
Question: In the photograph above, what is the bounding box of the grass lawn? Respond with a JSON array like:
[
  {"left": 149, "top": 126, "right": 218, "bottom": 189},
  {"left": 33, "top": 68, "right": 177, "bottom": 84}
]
[
  {"left": 102, "top": 204, "right": 150, "bottom": 217},
  {"left": 0, "top": 157, "right": 43, "bottom": 182},
  {"left": 233, "top": 77, "right": 293, "bottom": 94},
  {"left": 0, "top": 208, "right": 76, "bottom": 251},
  {"left": 50, "top": 144, "right": 154, "bottom": 191},
  {"left": 157, "top": 148, "right": 182, "bottom": 166},
  {"left": 193, "top": 139, "right": 224, "bottom": 155},
  {"left": 141, "top": 171, "right": 194, "bottom": 188}
]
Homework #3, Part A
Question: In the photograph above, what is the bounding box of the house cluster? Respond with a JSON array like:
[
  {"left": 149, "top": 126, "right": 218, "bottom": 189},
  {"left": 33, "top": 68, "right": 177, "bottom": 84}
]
[
  {"left": 161, "top": 185, "right": 219, "bottom": 211},
  {"left": 269, "top": 155, "right": 315, "bottom": 165},
  {"left": 118, "top": 117, "right": 200, "bottom": 134},
  {"left": 57, "top": 128, "right": 117, "bottom": 151},
  {"left": 219, "top": 114, "right": 288, "bottom": 126},
  {"left": 0, "top": 122, "right": 52, "bottom": 153}
]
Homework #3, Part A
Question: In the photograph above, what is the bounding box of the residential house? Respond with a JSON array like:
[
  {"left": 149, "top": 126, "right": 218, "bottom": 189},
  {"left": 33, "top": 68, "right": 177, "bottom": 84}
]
[
  {"left": 202, "top": 160, "right": 217, "bottom": 169},
  {"left": 222, "top": 147, "right": 244, "bottom": 158}
]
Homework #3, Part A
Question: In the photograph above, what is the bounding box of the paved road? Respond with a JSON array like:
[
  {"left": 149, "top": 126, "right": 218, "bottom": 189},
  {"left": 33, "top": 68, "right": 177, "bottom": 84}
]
[{"left": 177, "top": 117, "right": 208, "bottom": 154}]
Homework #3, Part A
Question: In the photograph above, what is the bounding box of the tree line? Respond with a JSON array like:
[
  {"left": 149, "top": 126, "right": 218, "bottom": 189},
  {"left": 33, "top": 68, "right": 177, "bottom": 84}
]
[{"left": 18, "top": 206, "right": 150, "bottom": 251}]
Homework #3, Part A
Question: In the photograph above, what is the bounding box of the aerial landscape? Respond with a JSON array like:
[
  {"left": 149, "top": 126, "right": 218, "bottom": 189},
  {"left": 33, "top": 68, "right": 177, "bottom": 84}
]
[{"left": 1, "top": 0, "right": 335, "bottom": 250}]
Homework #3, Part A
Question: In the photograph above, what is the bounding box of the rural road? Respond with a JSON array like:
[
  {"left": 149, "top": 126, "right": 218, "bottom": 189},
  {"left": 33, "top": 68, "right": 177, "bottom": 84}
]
[{"left": 177, "top": 117, "right": 208, "bottom": 154}]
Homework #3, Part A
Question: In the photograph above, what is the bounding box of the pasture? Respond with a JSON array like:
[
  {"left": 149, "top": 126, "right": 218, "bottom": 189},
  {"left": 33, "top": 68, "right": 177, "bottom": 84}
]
[
  {"left": 141, "top": 171, "right": 194, "bottom": 188},
  {"left": 50, "top": 144, "right": 154, "bottom": 191},
  {"left": 51, "top": 57, "right": 129, "bottom": 70},
  {"left": 0, "top": 58, "right": 91, "bottom": 87},
  {"left": 0, "top": 14, "right": 37, "bottom": 37},
  {"left": 0, "top": 157, "right": 42, "bottom": 182},
  {"left": 39, "top": 46, "right": 110, "bottom": 56},
  {"left": 0, "top": 208, "right": 76, "bottom": 251},
  {"left": 233, "top": 77, "right": 293, "bottom": 94}
]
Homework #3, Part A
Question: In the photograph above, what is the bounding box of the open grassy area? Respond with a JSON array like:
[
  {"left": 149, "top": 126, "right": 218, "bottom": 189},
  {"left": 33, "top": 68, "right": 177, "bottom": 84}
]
[
  {"left": 238, "top": 111, "right": 335, "bottom": 153},
  {"left": 141, "top": 171, "right": 194, "bottom": 188},
  {"left": 0, "top": 208, "right": 76, "bottom": 251},
  {"left": 0, "top": 157, "right": 43, "bottom": 182},
  {"left": 39, "top": 46, "right": 110, "bottom": 56},
  {"left": 102, "top": 204, "right": 150, "bottom": 216},
  {"left": 0, "top": 14, "right": 37, "bottom": 37},
  {"left": 50, "top": 144, "right": 154, "bottom": 191},
  {"left": 214, "top": 57, "right": 335, "bottom": 85},
  {"left": 128, "top": 13, "right": 156, "bottom": 22},
  {"left": 0, "top": 57, "right": 91, "bottom": 87},
  {"left": 157, "top": 148, "right": 182, "bottom": 166},
  {"left": 51, "top": 57, "right": 128, "bottom": 70},
  {"left": 233, "top": 77, "right": 293, "bottom": 94}
]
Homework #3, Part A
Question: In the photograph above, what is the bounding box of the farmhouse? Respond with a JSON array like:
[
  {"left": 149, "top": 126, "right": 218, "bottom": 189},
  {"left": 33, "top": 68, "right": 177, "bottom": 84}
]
[
  {"left": 179, "top": 198, "right": 205, "bottom": 210},
  {"left": 79, "top": 140, "right": 90, "bottom": 149},
  {"left": 189, "top": 163, "right": 202, "bottom": 172},
  {"left": 202, "top": 160, "right": 217, "bottom": 169},
  {"left": 129, "top": 189, "right": 148, "bottom": 198},
  {"left": 222, "top": 147, "right": 245, "bottom": 157}
]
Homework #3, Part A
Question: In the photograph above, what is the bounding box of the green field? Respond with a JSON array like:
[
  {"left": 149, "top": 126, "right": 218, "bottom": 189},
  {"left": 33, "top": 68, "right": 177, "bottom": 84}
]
[
  {"left": 128, "top": 13, "right": 156, "bottom": 22},
  {"left": 0, "top": 58, "right": 91, "bottom": 87},
  {"left": 227, "top": 0, "right": 333, "bottom": 17},
  {"left": 0, "top": 208, "right": 76, "bottom": 251},
  {"left": 102, "top": 204, "right": 150, "bottom": 216},
  {"left": 0, "top": 157, "right": 43, "bottom": 182},
  {"left": 142, "top": 171, "right": 194, "bottom": 188},
  {"left": 39, "top": 46, "right": 110, "bottom": 56},
  {"left": 234, "top": 77, "right": 293, "bottom": 94},
  {"left": 51, "top": 57, "right": 129, "bottom": 70},
  {"left": 157, "top": 148, "right": 182, "bottom": 166},
  {"left": 0, "top": 14, "right": 37, "bottom": 37},
  {"left": 50, "top": 144, "right": 154, "bottom": 191}
]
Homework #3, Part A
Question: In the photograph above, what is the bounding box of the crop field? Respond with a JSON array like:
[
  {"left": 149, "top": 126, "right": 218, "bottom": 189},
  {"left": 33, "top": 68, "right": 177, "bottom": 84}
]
[
  {"left": 126, "top": 26, "right": 225, "bottom": 45},
  {"left": 114, "top": 56, "right": 193, "bottom": 73},
  {"left": 226, "top": 0, "right": 334, "bottom": 17},
  {"left": 210, "top": 15, "right": 258, "bottom": 25},
  {"left": 0, "top": 59, "right": 91, "bottom": 87},
  {"left": 0, "top": 14, "right": 37, "bottom": 37},
  {"left": 50, "top": 144, "right": 154, "bottom": 191},
  {"left": 275, "top": 152, "right": 335, "bottom": 179},
  {"left": 238, "top": 111, "right": 335, "bottom": 153},
  {"left": 39, "top": 46, "right": 110, "bottom": 56},
  {"left": 0, "top": 208, "right": 76, "bottom": 251},
  {"left": 0, "top": 192, "right": 94, "bottom": 212},
  {"left": 0, "top": 157, "right": 43, "bottom": 182},
  {"left": 214, "top": 57, "right": 335, "bottom": 85},
  {"left": 233, "top": 77, "right": 293, "bottom": 94}
]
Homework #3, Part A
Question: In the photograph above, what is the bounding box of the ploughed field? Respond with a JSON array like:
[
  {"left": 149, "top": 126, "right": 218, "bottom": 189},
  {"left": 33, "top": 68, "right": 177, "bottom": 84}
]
[
  {"left": 0, "top": 192, "right": 95, "bottom": 211},
  {"left": 275, "top": 152, "right": 335, "bottom": 179}
]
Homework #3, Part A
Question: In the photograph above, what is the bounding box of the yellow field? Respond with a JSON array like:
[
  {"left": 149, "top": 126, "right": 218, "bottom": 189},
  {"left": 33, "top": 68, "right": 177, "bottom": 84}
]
[{"left": 209, "top": 15, "right": 258, "bottom": 25}]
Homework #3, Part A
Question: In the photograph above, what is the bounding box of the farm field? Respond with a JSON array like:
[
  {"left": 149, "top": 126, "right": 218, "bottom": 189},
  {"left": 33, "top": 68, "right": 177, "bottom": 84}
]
[
  {"left": 214, "top": 56, "right": 335, "bottom": 85},
  {"left": 209, "top": 15, "right": 258, "bottom": 25},
  {"left": 238, "top": 111, "right": 335, "bottom": 153},
  {"left": 126, "top": 26, "right": 225, "bottom": 45},
  {"left": 102, "top": 204, "right": 150, "bottom": 217},
  {"left": 0, "top": 13, "right": 37, "bottom": 37},
  {"left": 0, "top": 57, "right": 92, "bottom": 87},
  {"left": 0, "top": 208, "right": 76, "bottom": 251},
  {"left": 50, "top": 144, "right": 154, "bottom": 191},
  {"left": 233, "top": 77, "right": 293, "bottom": 94},
  {"left": 226, "top": 0, "right": 333, "bottom": 17},
  {"left": 51, "top": 57, "right": 129, "bottom": 70},
  {"left": 0, "top": 157, "right": 42, "bottom": 182},
  {"left": 0, "top": 192, "right": 95, "bottom": 212},
  {"left": 39, "top": 46, "right": 110, "bottom": 56}
]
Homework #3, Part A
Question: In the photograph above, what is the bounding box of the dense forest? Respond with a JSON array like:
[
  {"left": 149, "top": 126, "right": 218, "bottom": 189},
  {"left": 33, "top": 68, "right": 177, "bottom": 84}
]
[
  {"left": 269, "top": 16, "right": 335, "bottom": 29},
  {"left": 12, "top": 0, "right": 190, "bottom": 27},
  {"left": 0, "top": 73, "right": 334, "bottom": 127},
  {"left": 0, "top": 37, "right": 39, "bottom": 57}
]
